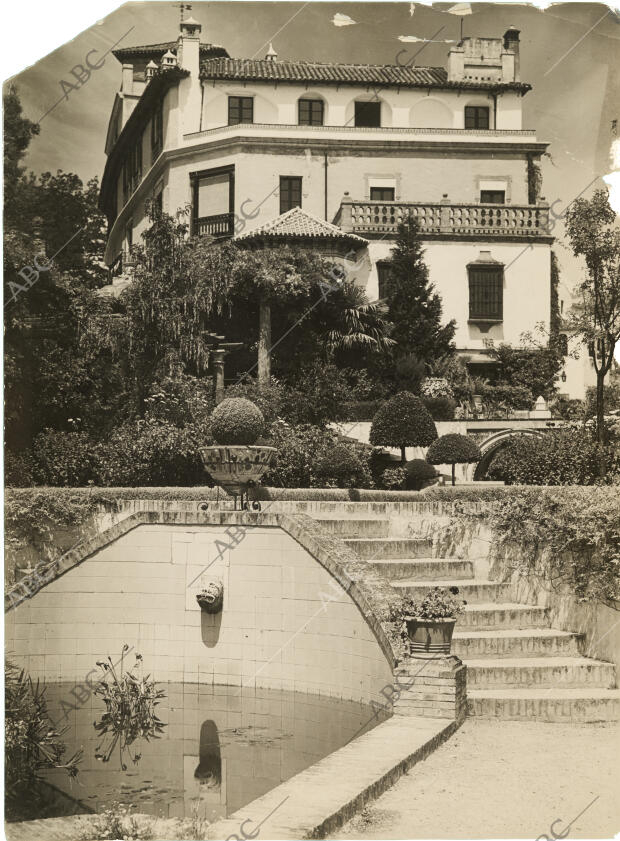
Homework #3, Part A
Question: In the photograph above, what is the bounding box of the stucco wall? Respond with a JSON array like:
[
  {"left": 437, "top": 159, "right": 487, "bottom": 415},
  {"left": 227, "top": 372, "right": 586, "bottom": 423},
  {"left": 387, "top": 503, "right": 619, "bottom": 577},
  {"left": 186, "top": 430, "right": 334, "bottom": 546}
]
[
  {"left": 5, "top": 523, "right": 393, "bottom": 704},
  {"left": 199, "top": 82, "right": 522, "bottom": 132}
]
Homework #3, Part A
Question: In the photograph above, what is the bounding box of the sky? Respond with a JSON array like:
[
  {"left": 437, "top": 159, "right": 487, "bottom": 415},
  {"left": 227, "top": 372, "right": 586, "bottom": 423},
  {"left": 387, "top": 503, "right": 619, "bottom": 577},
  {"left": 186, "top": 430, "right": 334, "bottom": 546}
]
[{"left": 5, "top": 1, "right": 620, "bottom": 314}]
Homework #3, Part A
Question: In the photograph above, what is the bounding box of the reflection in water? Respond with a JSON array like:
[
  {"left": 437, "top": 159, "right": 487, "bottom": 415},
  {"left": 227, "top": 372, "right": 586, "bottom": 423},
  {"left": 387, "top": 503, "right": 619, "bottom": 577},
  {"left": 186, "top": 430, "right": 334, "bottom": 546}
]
[
  {"left": 195, "top": 721, "right": 222, "bottom": 789},
  {"left": 20, "top": 683, "right": 389, "bottom": 823}
]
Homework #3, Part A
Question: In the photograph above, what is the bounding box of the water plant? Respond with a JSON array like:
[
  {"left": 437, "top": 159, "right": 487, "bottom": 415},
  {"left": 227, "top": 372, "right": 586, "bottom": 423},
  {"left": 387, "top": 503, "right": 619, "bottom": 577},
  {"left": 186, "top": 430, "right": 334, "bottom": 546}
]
[
  {"left": 5, "top": 660, "right": 83, "bottom": 821},
  {"left": 93, "top": 646, "right": 165, "bottom": 771}
]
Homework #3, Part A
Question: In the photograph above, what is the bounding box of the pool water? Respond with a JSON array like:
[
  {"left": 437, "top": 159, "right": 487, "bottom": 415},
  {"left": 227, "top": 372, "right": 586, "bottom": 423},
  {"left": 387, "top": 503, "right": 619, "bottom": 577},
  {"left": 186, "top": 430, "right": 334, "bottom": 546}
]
[{"left": 9, "top": 682, "right": 389, "bottom": 824}]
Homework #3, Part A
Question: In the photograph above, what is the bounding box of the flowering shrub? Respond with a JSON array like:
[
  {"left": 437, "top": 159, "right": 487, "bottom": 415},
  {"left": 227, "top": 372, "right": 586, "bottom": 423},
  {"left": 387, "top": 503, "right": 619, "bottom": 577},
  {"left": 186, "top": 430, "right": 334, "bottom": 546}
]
[
  {"left": 421, "top": 377, "right": 454, "bottom": 399},
  {"left": 209, "top": 398, "right": 265, "bottom": 445},
  {"left": 382, "top": 467, "right": 407, "bottom": 490}
]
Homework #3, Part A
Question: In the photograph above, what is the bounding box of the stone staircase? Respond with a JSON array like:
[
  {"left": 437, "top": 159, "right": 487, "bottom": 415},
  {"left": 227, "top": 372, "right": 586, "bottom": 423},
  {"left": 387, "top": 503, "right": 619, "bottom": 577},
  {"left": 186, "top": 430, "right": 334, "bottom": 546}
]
[{"left": 314, "top": 516, "right": 620, "bottom": 722}]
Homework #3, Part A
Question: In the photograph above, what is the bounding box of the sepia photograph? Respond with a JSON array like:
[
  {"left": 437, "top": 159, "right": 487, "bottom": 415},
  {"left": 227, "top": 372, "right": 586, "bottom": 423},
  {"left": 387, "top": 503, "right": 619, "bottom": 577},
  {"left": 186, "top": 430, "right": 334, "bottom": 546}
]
[{"left": 3, "top": 1, "right": 620, "bottom": 838}]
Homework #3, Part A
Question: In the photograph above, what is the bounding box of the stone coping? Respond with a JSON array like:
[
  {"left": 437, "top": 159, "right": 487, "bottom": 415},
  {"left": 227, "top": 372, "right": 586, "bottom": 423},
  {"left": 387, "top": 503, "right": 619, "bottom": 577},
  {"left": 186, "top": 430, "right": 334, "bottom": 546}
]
[
  {"left": 6, "top": 716, "right": 461, "bottom": 841},
  {"left": 5, "top": 509, "right": 401, "bottom": 666}
]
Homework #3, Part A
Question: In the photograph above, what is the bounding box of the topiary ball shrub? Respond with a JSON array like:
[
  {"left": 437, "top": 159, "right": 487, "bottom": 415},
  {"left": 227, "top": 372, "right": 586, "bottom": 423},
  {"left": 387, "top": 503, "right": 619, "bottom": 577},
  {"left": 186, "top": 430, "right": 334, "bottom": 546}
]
[
  {"left": 313, "top": 442, "right": 372, "bottom": 489},
  {"left": 370, "top": 391, "right": 437, "bottom": 463},
  {"left": 405, "top": 458, "right": 439, "bottom": 491},
  {"left": 426, "top": 433, "right": 482, "bottom": 486},
  {"left": 210, "top": 398, "right": 265, "bottom": 446}
]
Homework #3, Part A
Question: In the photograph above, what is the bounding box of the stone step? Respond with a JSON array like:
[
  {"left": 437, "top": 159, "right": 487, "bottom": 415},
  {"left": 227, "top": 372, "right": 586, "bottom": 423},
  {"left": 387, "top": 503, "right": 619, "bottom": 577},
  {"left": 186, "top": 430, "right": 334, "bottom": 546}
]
[
  {"left": 453, "top": 628, "right": 584, "bottom": 659},
  {"left": 343, "top": 538, "right": 432, "bottom": 560},
  {"left": 465, "top": 656, "right": 617, "bottom": 689},
  {"left": 459, "top": 602, "right": 550, "bottom": 630},
  {"left": 314, "top": 518, "right": 390, "bottom": 538},
  {"left": 467, "top": 688, "right": 620, "bottom": 722},
  {"left": 392, "top": 579, "right": 512, "bottom": 604},
  {"left": 372, "top": 558, "right": 474, "bottom": 581}
]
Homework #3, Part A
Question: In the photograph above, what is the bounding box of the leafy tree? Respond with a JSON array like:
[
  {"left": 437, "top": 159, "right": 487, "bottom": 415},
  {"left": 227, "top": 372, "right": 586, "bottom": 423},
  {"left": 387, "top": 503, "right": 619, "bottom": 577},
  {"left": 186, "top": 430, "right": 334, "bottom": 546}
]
[
  {"left": 3, "top": 85, "right": 39, "bottom": 224},
  {"left": 382, "top": 218, "right": 456, "bottom": 365},
  {"left": 426, "top": 433, "right": 481, "bottom": 485},
  {"left": 486, "top": 341, "right": 562, "bottom": 400},
  {"left": 564, "top": 189, "right": 620, "bottom": 468},
  {"left": 370, "top": 391, "right": 437, "bottom": 463}
]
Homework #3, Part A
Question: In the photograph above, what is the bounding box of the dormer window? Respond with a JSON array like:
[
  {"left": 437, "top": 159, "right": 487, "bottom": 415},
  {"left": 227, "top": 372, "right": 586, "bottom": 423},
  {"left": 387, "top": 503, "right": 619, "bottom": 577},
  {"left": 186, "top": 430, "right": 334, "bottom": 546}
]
[
  {"left": 464, "top": 106, "right": 490, "bottom": 130},
  {"left": 298, "top": 99, "right": 324, "bottom": 126},
  {"left": 355, "top": 101, "right": 381, "bottom": 128},
  {"left": 228, "top": 96, "right": 253, "bottom": 125}
]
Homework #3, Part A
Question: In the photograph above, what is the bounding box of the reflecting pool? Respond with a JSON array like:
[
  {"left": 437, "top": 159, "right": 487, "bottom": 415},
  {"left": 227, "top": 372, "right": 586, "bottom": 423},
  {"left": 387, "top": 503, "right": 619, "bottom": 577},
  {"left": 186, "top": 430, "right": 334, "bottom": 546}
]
[{"left": 9, "top": 682, "right": 389, "bottom": 824}]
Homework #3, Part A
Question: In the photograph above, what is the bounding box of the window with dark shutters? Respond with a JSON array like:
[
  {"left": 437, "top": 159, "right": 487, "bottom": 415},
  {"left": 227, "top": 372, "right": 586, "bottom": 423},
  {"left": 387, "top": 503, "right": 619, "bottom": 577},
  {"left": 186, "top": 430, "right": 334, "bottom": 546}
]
[
  {"left": 298, "top": 99, "right": 324, "bottom": 126},
  {"left": 464, "top": 106, "right": 490, "bottom": 130},
  {"left": 370, "top": 187, "right": 395, "bottom": 201},
  {"left": 354, "top": 101, "right": 381, "bottom": 127},
  {"left": 280, "top": 176, "right": 302, "bottom": 213},
  {"left": 228, "top": 96, "right": 254, "bottom": 125},
  {"left": 468, "top": 265, "right": 503, "bottom": 320},
  {"left": 480, "top": 190, "right": 505, "bottom": 204}
]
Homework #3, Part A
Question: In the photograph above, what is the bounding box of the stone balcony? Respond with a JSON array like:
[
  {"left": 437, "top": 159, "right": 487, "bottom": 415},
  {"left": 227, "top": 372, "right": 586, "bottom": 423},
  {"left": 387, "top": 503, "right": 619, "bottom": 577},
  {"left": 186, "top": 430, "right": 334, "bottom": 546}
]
[{"left": 335, "top": 198, "right": 552, "bottom": 241}]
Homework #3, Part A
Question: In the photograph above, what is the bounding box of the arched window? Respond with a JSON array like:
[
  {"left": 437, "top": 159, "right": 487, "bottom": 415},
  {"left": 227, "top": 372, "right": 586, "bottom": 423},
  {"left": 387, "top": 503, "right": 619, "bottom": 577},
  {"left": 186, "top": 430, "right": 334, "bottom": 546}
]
[{"left": 298, "top": 98, "right": 324, "bottom": 126}]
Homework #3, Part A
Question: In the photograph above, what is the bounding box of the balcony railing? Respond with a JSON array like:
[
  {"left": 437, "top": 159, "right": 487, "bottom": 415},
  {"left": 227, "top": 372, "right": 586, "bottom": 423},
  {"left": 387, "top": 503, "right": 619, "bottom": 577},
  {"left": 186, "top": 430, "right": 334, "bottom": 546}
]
[
  {"left": 194, "top": 213, "right": 235, "bottom": 238},
  {"left": 335, "top": 199, "right": 551, "bottom": 239}
]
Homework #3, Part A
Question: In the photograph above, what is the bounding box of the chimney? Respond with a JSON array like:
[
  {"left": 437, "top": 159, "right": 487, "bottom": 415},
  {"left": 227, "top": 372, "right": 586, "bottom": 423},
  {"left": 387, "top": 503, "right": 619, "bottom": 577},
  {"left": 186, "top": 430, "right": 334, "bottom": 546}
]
[
  {"left": 121, "top": 64, "right": 134, "bottom": 94},
  {"left": 145, "top": 60, "right": 158, "bottom": 81},
  {"left": 503, "top": 26, "right": 520, "bottom": 80},
  {"left": 447, "top": 43, "right": 465, "bottom": 81},
  {"left": 265, "top": 42, "right": 278, "bottom": 61}
]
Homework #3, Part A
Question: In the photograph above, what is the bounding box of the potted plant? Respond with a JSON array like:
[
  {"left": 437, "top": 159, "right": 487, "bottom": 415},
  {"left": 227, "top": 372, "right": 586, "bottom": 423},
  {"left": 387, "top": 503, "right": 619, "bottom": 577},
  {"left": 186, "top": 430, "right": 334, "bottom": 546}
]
[
  {"left": 389, "top": 586, "right": 466, "bottom": 658},
  {"left": 200, "top": 398, "right": 276, "bottom": 505}
]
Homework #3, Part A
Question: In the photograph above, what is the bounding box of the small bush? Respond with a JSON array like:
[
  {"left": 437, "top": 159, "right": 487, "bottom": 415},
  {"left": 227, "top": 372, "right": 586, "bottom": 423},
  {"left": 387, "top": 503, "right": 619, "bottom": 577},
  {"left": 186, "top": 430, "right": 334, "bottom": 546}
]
[
  {"left": 422, "top": 395, "right": 457, "bottom": 421},
  {"left": 369, "top": 448, "right": 398, "bottom": 486},
  {"left": 224, "top": 378, "right": 284, "bottom": 426},
  {"left": 313, "top": 442, "right": 373, "bottom": 488},
  {"left": 97, "top": 420, "right": 207, "bottom": 486},
  {"left": 426, "top": 433, "right": 482, "bottom": 486},
  {"left": 404, "top": 459, "right": 438, "bottom": 490},
  {"left": 382, "top": 467, "right": 407, "bottom": 490},
  {"left": 480, "top": 383, "right": 534, "bottom": 414},
  {"left": 209, "top": 398, "right": 265, "bottom": 445},
  {"left": 370, "top": 391, "right": 437, "bottom": 461}
]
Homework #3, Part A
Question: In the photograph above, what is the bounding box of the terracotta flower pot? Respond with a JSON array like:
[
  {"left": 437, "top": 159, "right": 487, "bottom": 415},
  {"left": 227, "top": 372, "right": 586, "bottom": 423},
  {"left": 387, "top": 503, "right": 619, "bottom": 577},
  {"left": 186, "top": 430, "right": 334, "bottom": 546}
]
[
  {"left": 200, "top": 445, "right": 277, "bottom": 497},
  {"left": 405, "top": 617, "right": 456, "bottom": 658}
]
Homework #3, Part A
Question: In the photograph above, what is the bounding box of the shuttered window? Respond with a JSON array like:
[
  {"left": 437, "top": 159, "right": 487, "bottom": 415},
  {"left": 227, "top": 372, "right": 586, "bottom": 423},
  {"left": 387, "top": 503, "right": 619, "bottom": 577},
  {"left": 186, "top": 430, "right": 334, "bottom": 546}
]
[
  {"left": 468, "top": 266, "right": 503, "bottom": 320},
  {"left": 228, "top": 96, "right": 254, "bottom": 125},
  {"left": 298, "top": 99, "right": 324, "bottom": 125},
  {"left": 370, "top": 187, "right": 395, "bottom": 201},
  {"left": 280, "top": 176, "right": 302, "bottom": 213},
  {"left": 464, "top": 106, "right": 490, "bottom": 129}
]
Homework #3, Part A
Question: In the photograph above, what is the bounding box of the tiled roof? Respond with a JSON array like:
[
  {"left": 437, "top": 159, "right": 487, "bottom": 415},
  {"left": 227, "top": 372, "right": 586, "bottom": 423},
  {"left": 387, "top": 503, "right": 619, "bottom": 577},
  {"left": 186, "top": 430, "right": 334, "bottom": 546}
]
[
  {"left": 112, "top": 42, "right": 228, "bottom": 60},
  {"left": 200, "top": 58, "right": 531, "bottom": 92},
  {"left": 235, "top": 207, "right": 368, "bottom": 244}
]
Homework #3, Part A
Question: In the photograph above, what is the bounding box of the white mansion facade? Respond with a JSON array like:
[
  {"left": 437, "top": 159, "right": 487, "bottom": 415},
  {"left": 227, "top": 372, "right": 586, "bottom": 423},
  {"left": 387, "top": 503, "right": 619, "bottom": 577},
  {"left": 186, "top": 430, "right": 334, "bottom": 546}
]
[{"left": 99, "top": 13, "right": 591, "bottom": 393}]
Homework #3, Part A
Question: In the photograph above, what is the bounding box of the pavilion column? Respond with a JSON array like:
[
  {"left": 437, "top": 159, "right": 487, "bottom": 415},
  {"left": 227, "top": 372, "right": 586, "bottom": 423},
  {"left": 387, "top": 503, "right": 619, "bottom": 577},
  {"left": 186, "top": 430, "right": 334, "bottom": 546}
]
[{"left": 212, "top": 348, "right": 226, "bottom": 405}]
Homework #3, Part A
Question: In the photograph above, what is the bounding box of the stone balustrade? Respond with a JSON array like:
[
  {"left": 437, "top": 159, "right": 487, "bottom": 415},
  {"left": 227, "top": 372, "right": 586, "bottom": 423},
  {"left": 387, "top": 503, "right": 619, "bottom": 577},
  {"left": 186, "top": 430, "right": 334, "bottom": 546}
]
[{"left": 336, "top": 199, "right": 552, "bottom": 240}]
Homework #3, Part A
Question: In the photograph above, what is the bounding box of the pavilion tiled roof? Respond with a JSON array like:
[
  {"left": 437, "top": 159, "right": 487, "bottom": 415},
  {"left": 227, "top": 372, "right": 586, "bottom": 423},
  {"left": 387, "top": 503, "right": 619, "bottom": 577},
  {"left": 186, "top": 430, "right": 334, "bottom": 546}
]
[
  {"left": 235, "top": 207, "right": 368, "bottom": 246},
  {"left": 200, "top": 58, "right": 531, "bottom": 92},
  {"left": 112, "top": 42, "right": 228, "bottom": 61}
]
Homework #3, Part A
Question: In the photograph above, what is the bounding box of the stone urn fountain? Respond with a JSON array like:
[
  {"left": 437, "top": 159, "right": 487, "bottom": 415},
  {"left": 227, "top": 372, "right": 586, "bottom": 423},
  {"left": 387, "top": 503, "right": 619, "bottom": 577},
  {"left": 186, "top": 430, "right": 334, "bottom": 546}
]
[{"left": 200, "top": 398, "right": 276, "bottom": 509}]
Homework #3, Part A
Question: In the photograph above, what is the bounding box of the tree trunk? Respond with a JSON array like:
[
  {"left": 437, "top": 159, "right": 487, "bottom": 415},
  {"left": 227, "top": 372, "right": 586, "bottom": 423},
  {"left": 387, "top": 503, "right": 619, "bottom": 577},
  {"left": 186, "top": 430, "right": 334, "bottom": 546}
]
[
  {"left": 451, "top": 463, "right": 456, "bottom": 486},
  {"left": 258, "top": 298, "right": 271, "bottom": 386},
  {"left": 596, "top": 368, "right": 606, "bottom": 478},
  {"left": 400, "top": 445, "right": 406, "bottom": 464}
]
